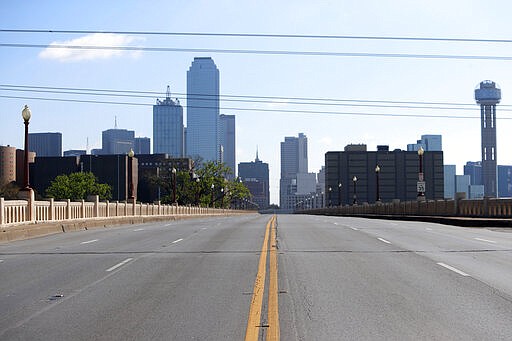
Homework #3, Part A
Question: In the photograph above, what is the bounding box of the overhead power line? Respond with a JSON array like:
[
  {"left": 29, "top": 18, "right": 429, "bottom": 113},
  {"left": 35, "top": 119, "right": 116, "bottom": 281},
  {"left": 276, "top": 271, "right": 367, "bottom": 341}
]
[
  {"left": 2, "top": 29, "right": 512, "bottom": 44},
  {"left": 2, "top": 43, "right": 512, "bottom": 61},
  {"left": 3, "top": 94, "right": 510, "bottom": 120}
]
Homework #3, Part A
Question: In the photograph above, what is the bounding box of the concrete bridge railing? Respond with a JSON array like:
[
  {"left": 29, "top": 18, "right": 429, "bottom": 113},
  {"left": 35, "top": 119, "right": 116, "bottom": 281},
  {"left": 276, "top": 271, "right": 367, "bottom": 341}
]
[
  {"left": 0, "top": 195, "right": 244, "bottom": 227},
  {"left": 300, "top": 197, "right": 512, "bottom": 219}
]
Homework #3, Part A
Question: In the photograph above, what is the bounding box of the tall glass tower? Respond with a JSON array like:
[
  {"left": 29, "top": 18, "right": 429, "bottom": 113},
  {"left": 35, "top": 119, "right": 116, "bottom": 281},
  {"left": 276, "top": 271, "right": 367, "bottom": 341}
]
[
  {"left": 475, "top": 80, "right": 501, "bottom": 197},
  {"left": 186, "top": 57, "right": 220, "bottom": 163},
  {"left": 153, "top": 86, "right": 184, "bottom": 157}
]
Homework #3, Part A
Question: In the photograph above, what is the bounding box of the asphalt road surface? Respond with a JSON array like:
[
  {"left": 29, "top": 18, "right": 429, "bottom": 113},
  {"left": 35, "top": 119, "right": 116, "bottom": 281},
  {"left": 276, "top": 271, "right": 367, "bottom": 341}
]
[{"left": 1, "top": 214, "right": 512, "bottom": 340}]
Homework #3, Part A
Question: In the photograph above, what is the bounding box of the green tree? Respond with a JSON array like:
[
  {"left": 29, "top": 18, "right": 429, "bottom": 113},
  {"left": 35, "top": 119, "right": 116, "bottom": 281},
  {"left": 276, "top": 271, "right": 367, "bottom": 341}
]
[{"left": 46, "top": 172, "right": 112, "bottom": 201}]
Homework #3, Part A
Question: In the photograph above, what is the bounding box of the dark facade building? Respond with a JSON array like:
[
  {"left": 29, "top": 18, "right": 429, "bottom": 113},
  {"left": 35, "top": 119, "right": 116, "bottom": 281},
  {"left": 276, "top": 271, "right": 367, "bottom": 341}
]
[
  {"left": 136, "top": 154, "right": 194, "bottom": 203},
  {"left": 475, "top": 80, "right": 501, "bottom": 197},
  {"left": 498, "top": 165, "right": 512, "bottom": 198},
  {"left": 325, "top": 145, "right": 444, "bottom": 205},
  {"left": 64, "top": 150, "right": 86, "bottom": 157},
  {"left": 31, "top": 155, "right": 137, "bottom": 201},
  {"left": 28, "top": 132, "right": 62, "bottom": 157},
  {"left": 238, "top": 152, "right": 270, "bottom": 209}
]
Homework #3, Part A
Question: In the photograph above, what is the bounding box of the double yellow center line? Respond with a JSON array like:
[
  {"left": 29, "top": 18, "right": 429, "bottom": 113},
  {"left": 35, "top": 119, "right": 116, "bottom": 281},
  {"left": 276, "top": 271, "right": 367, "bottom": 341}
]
[{"left": 245, "top": 215, "right": 280, "bottom": 341}]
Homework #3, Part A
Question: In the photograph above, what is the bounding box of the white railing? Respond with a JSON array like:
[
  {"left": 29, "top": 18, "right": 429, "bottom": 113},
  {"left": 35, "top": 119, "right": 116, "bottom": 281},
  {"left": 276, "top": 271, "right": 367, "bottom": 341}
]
[{"left": 0, "top": 195, "right": 246, "bottom": 227}]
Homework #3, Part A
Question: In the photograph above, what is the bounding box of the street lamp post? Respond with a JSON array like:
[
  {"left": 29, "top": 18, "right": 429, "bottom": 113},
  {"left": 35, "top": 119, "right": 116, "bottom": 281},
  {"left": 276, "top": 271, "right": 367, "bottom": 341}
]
[
  {"left": 352, "top": 176, "right": 358, "bottom": 205},
  {"left": 220, "top": 188, "right": 225, "bottom": 208},
  {"left": 328, "top": 187, "right": 332, "bottom": 207},
  {"left": 375, "top": 165, "right": 381, "bottom": 203},
  {"left": 338, "top": 182, "right": 342, "bottom": 206},
  {"left": 210, "top": 184, "right": 215, "bottom": 208},
  {"left": 417, "top": 147, "right": 426, "bottom": 201},
  {"left": 171, "top": 167, "right": 177, "bottom": 205},
  {"left": 127, "top": 148, "right": 135, "bottom": 200},
  {"left": 195, "top": 177, "right": 200, "bottom": 206},
  {"left": 21, "top": 105, "right": 31, "bottom": 190}
]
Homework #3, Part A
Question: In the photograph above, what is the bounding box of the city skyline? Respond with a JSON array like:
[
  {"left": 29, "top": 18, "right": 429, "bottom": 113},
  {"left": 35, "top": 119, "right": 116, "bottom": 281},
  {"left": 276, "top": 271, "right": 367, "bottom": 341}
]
[{"left": 2, "top": 1, "right": 512, "bottom": 204}]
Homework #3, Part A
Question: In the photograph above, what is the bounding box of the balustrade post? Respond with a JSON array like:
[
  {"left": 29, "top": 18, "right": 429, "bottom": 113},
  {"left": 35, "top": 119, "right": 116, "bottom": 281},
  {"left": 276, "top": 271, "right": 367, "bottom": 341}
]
[
  {"left": 66, "top": 199, "right": 71, "bottom": 219},
  {"left": 106, "top": 200, "right": 110, "bottom": 217},
  {"left": 49, "top": 198, "right": 54, "bottom": 220},
  {"left": 81, "top": 200, "right": 85, "bottom": 218},
  {"left": 0, "top": 197, "right": 4, "bottom": 225}
]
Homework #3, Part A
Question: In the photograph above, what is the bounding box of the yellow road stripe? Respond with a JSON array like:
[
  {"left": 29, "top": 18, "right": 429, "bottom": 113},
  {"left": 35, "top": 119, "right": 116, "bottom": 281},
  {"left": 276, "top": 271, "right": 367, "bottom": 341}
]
[
  {"left": 245, "top": 216, "right": 272, "bottom": 341},
  {"left": 268, "top": 215, "right": 280, "bottom": 341}
]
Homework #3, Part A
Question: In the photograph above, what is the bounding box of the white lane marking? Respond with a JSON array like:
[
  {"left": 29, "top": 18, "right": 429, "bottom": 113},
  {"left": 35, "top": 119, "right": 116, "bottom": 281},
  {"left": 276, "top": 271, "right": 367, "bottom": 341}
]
[
  {"left": 106, "top": 258, "right": 134, "bottom": 272},
  {"left": 133, "top": 228, "right": 145, "bottom": 232},
  {"left": 426, "top": 228, "right": 433, "bottom": 231},
  {"left": 172, "top": 238, "right": 183, "bottom": 244},
  {"left": 0, "top": 260, "right": 4, "bottom": 263},
  {"left": 80, "top": 239, "right": 98, "bottom": 245},
  {"left": 333, "top": 222, "right": 338, "bottom": 225},
  {"left": 201, "top": 227, "right": 208, "bottom": 230},
  {"left": 474, "top": 237, "right": 496, "bottom": 244},
  {"left": 165, "top": 223, "right": 173, "bottom": 227},
  {"left": 378, "top": 237, "right": 391, "bottom": 244},
  {"left": 349, "top": 226, "right": 359, "bottom": 231},
  {"left": 437, "top": 262, "right": 470, "bottom": 277}
]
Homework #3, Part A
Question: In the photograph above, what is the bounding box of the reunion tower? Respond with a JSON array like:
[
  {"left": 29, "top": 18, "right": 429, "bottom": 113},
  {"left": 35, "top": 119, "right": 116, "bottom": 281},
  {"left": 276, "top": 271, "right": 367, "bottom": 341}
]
[{"left": 475, "top": 80, "right": 501, "bottom": 197}]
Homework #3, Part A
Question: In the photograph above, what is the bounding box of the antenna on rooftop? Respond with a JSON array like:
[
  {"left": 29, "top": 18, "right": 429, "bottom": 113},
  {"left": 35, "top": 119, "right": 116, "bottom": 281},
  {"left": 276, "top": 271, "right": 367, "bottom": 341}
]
[
  {"left": 166, "top": 85, "right": 171, "bottom": 100},
  {"left": 114, "top": 116, "right": 118, "bottom": 129}
]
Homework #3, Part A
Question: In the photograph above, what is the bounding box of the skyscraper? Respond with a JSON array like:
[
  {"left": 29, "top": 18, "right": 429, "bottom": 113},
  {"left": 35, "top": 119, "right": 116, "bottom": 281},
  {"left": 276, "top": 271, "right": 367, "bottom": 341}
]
[
  {"left": 153, "top": 86, "right": 184, "bottom": 157},
  {"left": 475, "top": 80, "right": 501, "bottom": 197},
  {"left": 186, "top": 57, "right": 220, "bottom": 163},
  {"left": 407, "top": 134, "right": 442, "bottom": 152},
  {"left": 134, "top": 137, "right": 151, "bottom": 155},
  {"left": 101, "top": 128, "right": 134, "bottom": 155},
  {"left": 219, "top": 114, "right": 236, "bottom": 177},
  {"left": 28, "top": 132, "right": 62, "bottom": 157}
]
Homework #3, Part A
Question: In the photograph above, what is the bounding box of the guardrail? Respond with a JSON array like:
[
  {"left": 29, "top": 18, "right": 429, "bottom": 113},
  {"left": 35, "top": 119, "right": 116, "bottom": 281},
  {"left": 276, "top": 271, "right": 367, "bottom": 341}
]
[
  {"left": 0, "top": 195, "right": 243, "bottom": 227},
  {"left": 299, "top": 196, "right": 512, "bottom": 218}
]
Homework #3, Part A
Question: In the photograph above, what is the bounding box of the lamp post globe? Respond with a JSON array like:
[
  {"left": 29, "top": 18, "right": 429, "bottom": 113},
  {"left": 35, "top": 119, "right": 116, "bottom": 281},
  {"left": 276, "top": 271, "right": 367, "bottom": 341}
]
[{"left": 21, "top": 105, "right": 32, "bottom": 190}]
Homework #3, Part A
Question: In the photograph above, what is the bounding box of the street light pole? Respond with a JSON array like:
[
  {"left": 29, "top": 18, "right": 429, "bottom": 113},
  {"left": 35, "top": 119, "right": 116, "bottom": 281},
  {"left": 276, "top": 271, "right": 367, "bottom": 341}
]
[
  {"left": 210, "top": 184, "right": 215, "bottom": 208},
  {"left": 338, "top": 182, "right": 342, "bottom": 206},
  {"left": 375, "top": 165, "right": 381, "bottom": 203},
  {"left": 21, "top": 105, "right": 31, "bottom": 190},
  {"left": 127, "top": 149, "right": 135, "bottom": 200},
  {"left": 417, "top": 147, "right": 426, "bottom": 201},
  {"left": 328, "top": 187, "right": 332, "bottom": 207},
  {"left": 352, "top": 176, "right": 358, "bottom": 205},
  {"left": 171, "top": 167, "right": 177, "bottom": 205}
]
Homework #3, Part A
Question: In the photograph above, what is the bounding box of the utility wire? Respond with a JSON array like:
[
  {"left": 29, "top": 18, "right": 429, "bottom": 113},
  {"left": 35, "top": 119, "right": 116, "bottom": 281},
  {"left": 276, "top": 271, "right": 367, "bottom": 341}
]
[
  {"left": 2, "top": 29, "right": 512, "bottom": 44},
  {"left": 2, "top": 43, "right": 512, "bottom": 61},
  {"left": 3, "top": 94, "right": 509, "bottom": 120}
]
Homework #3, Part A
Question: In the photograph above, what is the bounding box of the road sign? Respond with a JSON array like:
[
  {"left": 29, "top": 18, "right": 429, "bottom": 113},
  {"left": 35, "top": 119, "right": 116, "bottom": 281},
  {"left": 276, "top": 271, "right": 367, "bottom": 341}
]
[{"left": 417, "top": 181, "right": 426, "bottom": 193}]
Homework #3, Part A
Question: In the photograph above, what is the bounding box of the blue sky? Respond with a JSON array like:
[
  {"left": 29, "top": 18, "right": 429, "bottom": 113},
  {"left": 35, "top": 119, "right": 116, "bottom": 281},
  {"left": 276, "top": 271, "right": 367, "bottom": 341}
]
[{"left": 2, "top": 1, "right": 512, "bottom": 204}]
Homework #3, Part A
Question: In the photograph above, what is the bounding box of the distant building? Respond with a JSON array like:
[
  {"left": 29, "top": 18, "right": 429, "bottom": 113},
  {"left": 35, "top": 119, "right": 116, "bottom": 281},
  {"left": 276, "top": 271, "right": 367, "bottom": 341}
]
[
  {"left": 238, "top": 151, "right": 270, "bottom": 209},
  {"left": 186, "top": 57, "right": 220, "bottom": 162},
  {"left": 101, "top": 128, "right": 135, "bottom": 155},
  {"left": 134, "top": 137, "right": 151, "bottom": 155},
  {"left": 30, "top": 156, "right": 80, "bottom": 198},
  {"left": 326, "top": 146, "right": 444, "bottom": 205},
  {"left": 407, "top": 134, "right": 442, "bottom": 152},
  {"left": 219, "top": 114, "right": 236, "bottom": 178},
  {"left": 64, "top": 150, "right": 86, "bottom": 157},
  {"left": 153, "top": 86, "right": 184, "bottom": 157},
  {"left": 28, "top": 132, "right": 62, "bottom": 157},
  {"left": 463, "top": 161, "right": 483, "bottom": 186},
  {"left": 455, "top": 175, "right": 471, "bottom": 198},
  {"left": 469, "top": 185, "right": 484, "bottom": 199},
  {"left": 498, "top": 165, "right": 512, "bottom": 197},
  {"left": 444, "top": 165, "right": 456, "bottom": 199},
  {"left": 475, "top": 80, "right": 501, "bottom": 197}
]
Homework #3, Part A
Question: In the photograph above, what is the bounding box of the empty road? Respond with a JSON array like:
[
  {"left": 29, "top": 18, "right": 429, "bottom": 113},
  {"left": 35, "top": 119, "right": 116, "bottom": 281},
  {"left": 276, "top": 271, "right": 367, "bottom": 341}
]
[{"left": 1, "top": 214, "right": 512, "bottom": 340}]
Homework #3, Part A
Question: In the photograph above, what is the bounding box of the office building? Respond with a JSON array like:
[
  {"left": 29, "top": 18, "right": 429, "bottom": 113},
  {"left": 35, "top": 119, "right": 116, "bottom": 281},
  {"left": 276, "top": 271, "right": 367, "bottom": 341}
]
[
  {"left": 186, "top": 57, "right": 220, "bottom": 163},
  {"left": 498, "top": 165, "right": 512, "bottom": 197},
  {"left": 101, "top": 128, "right": 135, "bottom": 155},
  {"left": 134, "top": 137, "right": 151, "bottom": 155},
  {"left": 325, "top": 145, "right": 444, "bottom": 205},
  {"left": 238, "top": 151, "right": 270, "bottom": 209},
  {"left": 28, "top": 132, "right": 62, "bottom": 157},
  {"left": 455, "top": 175, "right": 471, "bottom": 198},
  {"left": 407, "top": 134, "right": 442, "bottom": 152},
  {"left": 475, "top": 80, "right": 501, "bottom": 197},
  {"left": 444, "top": 165, "right": 456, "bottom": 199},
  {"left": 219, "top": 114, "right": 236, "bottom": 177},
  {"left": 153, "top": 86, "right": 184, "bottom": 157},
  {"left": 30, "top": 156, "right": 81, "bottom": 198},
  {"left": 463, "top": 161, "right": 483, "bottom": 186}
]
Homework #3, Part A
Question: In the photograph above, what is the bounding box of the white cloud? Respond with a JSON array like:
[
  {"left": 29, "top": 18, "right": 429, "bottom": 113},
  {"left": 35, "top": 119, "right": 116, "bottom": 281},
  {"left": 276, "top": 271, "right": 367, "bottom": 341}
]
[{"left": 39, "top": 33, "right": 143, "bottom": 62}]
